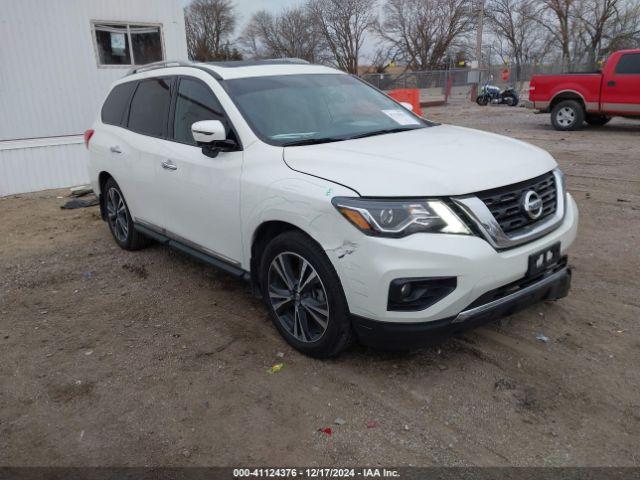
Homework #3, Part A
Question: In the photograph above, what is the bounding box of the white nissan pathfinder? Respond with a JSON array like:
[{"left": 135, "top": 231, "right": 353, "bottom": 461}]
[{"left": 86, "top": 59, "right": 579, "bottom": 358}]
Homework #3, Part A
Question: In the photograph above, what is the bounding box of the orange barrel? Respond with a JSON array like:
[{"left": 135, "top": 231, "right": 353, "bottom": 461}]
[{"left": 387, "top": 89, "right": 424, "bottom": 116}]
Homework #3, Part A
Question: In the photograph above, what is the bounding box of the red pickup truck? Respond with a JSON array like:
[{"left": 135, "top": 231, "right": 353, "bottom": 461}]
[{"left": 529, "top": 49, "right": 640, "bottom": 131}]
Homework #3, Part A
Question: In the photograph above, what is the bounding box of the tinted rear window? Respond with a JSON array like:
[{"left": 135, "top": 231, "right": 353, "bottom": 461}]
[
  {"left": 615, "top": 53, "right": 640, "bottom": 74},
  {"left": 101, "top": 82, "right": 137, "bottom": 126},
  {"left": 127, "top": 78, "right": 172, "bottom": 137}
]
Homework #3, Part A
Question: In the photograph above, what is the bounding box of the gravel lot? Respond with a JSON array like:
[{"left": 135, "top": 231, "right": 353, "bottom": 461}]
[{"left": 1, "top": 103, "right": 639, "bottom": 466}]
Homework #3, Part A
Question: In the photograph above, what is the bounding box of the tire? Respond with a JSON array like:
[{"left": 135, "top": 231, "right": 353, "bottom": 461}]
[
  {"left": 259, "top": 231, "right": 352, "bottom": 358},
  {"left": 103, "top": 178, "right": 150, "bottom": 251},
  {"left": 504, "top": 94, "right": 519, "bottom": 107},
  {"left": 585, "top": 114, "right": 611, "bottom": 126},
  {"left": 551, "top": 100, "right": 585, "bottom": 131},
  {"left": 476, "top": 95, "right": 489, "bottom": 106}
]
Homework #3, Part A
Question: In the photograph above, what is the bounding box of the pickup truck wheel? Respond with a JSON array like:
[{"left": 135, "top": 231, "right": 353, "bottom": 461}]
[
  {"left": 260, "top": 231, "right": 352, "bottom": 358},
  {"left": 585, "top": 114, "right": 611, "bottom": 126},
  {"left": 104, "top": 178, "right": 150, "bottom": 251},
  {"left": 551, "top": 100, "right": 585, "bottom": 131}
]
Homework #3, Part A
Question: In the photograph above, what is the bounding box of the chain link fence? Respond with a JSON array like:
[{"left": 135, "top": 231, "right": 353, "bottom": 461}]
[
  {"left": 362, "top": 63, "right": 599, "bottom": 106},
  {"left": 361, "top": 68, "right": 486, "bottom": 105}
]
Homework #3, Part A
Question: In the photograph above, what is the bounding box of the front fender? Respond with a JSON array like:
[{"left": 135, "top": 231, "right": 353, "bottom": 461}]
[{"left": 242, "top": 174, "right": 359, "bottom": 269}]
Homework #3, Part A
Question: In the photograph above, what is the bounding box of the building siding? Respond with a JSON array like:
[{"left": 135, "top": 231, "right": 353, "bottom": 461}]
[
  {"left": 0, "top": 139, "right": 87, "bottom": 196},
  {"left": 0, "top": 0, "right": 188, "bottom": 195}
]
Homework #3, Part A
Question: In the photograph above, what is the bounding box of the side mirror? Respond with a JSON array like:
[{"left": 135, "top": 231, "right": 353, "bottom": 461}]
[
  {"left": 399, "top": 101, "right": 414, "bottom": 112},
  {"left": 191, "top": 120, "right": 226, "bottom": 144},
  {"left": 192, "top": 120, "right": 238, "bottom": 158}
]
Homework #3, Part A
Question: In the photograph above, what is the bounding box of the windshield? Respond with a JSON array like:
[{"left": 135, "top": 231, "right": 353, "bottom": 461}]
[{"left": 225, "top": 74, "right": 431, "bottom": 146}]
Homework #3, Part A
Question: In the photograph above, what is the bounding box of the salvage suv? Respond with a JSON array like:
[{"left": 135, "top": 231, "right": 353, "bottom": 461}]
[{"left": 86, "top": 59, "right": 578, "bottom": 358}]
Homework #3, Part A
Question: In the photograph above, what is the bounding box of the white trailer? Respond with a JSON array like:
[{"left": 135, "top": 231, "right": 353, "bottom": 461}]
[{"left": 0, "top": 0, "right": 188, "bottom": 196}]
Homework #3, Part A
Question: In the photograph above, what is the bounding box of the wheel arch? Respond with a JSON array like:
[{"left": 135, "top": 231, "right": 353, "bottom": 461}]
[
  {"left": 550, "top": 90, "right": 586, "bottom": 111},
  {"left": 97, "top": 171, "right": 114, "bottom": 220},
  {"left": 249, "top": 220, "right": 315, "bottom": 296}
]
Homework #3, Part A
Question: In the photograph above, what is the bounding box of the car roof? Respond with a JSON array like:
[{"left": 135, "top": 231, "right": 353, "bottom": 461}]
[{"left": 125, "top": 59, "right": 344, "bottom": 81}]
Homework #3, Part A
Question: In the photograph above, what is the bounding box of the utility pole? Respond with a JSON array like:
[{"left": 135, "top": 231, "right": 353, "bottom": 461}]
[{"left": 475, "top": 0, "right": 485, "bottom": 68}]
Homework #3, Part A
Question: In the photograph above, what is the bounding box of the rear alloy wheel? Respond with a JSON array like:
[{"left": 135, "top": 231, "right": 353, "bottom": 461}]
[
  {"left": 551, "top": 100, "right": 585, "bottom": 131},
  {"left": 106, "top": 187, "right": 129, "bottom": 244},
  {"left": 103, "top": 178, "right": 150, "bottom": 251},
  {"left": 260, "top": 231, "right": 352, "bottom": 358}
]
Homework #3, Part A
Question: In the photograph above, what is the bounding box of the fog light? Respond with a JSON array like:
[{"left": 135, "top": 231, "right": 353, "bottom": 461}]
[{"left": 388, "top": 277, "right": 457, "bottom": 312}]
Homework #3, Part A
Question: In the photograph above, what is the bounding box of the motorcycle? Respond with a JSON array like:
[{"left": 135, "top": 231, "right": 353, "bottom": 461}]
[{"left": 476, "top": 76, "right": 519, "bottom": 106}]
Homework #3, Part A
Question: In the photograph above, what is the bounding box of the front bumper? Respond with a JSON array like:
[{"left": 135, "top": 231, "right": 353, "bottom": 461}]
[
  {"left": 326, "top": 193, "right": 578, "bottom": 324},
  {"left": 353, "top": 266, "right": 571, "bottom": 349}
]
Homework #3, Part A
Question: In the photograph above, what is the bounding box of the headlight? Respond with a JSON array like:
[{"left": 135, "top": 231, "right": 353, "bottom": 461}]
[{"left": 331, "top": 197, "right": 470, "bottom": 238}]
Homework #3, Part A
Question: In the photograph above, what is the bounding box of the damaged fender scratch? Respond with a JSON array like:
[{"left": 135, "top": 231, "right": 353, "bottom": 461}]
[{"left": 326, "top": 241, "right": 358, "bottom": 259}]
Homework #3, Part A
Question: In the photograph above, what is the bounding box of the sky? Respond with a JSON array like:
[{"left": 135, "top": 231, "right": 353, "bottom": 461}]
[{"left": 182, "top": 0, "right": 302, "bottom": 31}]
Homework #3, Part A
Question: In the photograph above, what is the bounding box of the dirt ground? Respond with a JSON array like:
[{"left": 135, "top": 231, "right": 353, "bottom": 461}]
[{"left": 1, "top": 103, "right": 639, "bottom": 467}]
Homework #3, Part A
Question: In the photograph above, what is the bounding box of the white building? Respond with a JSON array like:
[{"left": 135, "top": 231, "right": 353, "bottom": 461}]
[{"left": 0, "top": 0, "right": 188, "bottom": 196}]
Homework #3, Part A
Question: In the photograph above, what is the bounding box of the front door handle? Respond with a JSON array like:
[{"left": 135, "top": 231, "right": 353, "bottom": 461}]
[
  {"left": 161, "top": 160, "right": 178, "bottom": 171},
  {"left": 607, "top": 80, "right": 616, "bottom": 87},
  {"left": 110, "top": 145, "right": 122, "bottom": 154}
]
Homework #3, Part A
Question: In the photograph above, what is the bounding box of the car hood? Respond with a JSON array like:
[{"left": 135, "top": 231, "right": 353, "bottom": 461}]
[{"left": 283, "top": 124, "right": 557, "bottom": 196}]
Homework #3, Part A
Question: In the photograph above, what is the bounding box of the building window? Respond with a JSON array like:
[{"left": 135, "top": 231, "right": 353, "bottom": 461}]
[{"left": 93, "top": 23, "right": 164, "bottom": 66}]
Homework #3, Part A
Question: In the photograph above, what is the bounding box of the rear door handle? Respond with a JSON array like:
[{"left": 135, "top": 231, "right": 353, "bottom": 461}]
[
  {"left": 161, "top": 160, "right": 178, "bottom": 171},
  {"left": 110, "top": 145, "right": 122, "bottom": 154},
  {"left": 607, "top": 80, "right": 616, "bottom": 87}
]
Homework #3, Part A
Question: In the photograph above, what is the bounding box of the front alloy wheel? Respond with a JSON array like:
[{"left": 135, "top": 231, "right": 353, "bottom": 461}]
[
  {"left": 260, "top": 231, "right": 352, "bottom": 358},
  {"left": 268, "top": 252, "right": 329, "bottom": 343}
]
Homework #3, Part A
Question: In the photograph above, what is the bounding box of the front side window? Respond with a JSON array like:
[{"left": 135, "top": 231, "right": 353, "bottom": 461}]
[
  {"left": 93, "top": 23, "right": 163, "bottom": 66},
  {"left": 127, "top": 78, "right": 172, "bottom": 137},
  {"left": 225, "top": 74, "right": 431, "bottom": 146},
  {"left": 173, "top": 78, "right": 226, "bottom": 145},
  {"left": 615, "top": 53, "right": 640, "bottom": 74}
]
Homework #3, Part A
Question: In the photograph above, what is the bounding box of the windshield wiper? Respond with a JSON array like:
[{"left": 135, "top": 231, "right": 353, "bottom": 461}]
[
  {"left": 281, "top": 127, "right": 422, "bottom": 146},
  {"left": 344, "top": 127, "right": 422, "bottom": 140},
  {"left": 281, "top": 137, "right": 344, "bottom": 147}
]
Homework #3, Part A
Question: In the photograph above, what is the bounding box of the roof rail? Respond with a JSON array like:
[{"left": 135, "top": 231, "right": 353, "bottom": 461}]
[
  {"left": 127, "top": 60, "right": 193, "bottom": 75},
  {"left": 206, "top": 58, "right": 310, "bottom": 68}
]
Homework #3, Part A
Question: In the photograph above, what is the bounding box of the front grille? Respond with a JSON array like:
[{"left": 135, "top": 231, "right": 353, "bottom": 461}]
[{"left": 477, "top": 171, "right": 557, "bottom": 234}]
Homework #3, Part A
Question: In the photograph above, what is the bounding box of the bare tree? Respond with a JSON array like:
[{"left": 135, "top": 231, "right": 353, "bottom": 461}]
[
  {"left": 367, "top": 46, "right": 399, "bottom": 73},
  {"left": 184, "top": 0, "right": 239, "bottom": 61},
  {"left": 605, "top": 0, "right": 640, "bottom": 52},
  {"left": 307, "top": 0, "right": 377, "bottom": 74},
  {"left": 534, "top": 0, "right": 584, "bottom": 67},
  {"left": 376, "top": 0, "right": 475, "bottom": 70},
  {"left": 240, "top": 7, "right": 327, "bottom": 62},
  {"left": 579, "top": 0, "right": 618, "bottom": 66},
  {"left": 576, "top": 0, "right": 640, "bottom": 66},
  {"left": 486, "top": 0, "right": 550, "bottom": 81}
]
